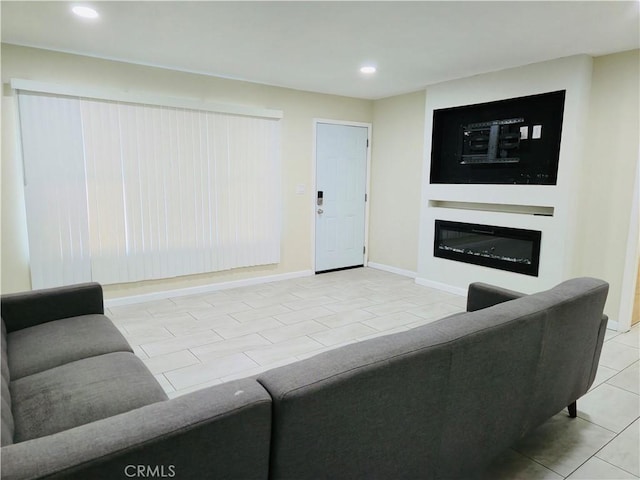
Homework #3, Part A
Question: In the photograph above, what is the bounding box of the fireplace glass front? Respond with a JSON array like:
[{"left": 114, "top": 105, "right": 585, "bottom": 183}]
[{"left": 434, "top": 220, "right": 541, "bottom": 276}]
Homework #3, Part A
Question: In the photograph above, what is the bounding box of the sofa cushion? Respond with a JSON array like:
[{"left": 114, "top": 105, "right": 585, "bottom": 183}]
[
  {"left": 1, "top": 318, "right": 14, "bottom": 446},
  {"left": 7, "top": 314, "right": 132, "bottom": 380},
  {"left": 11, "top": 351, "right": 167, "bottom": 443}
]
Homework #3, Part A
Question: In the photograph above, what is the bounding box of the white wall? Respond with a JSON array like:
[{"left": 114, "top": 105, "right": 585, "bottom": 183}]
[
  {"left": 405, "top": 51, "right": 639, "bottom": 325},
  {"left": 417, "top": 55, "right": 594, "bottom": 295},
  {"left": 573, "top": 50, "right": 640, "bottom": 327},
  {"left": 369, "top": 90, "right": 426, "bottom": 274},
  {"left": 0, "top": 44, "right": 373, "bottom": 298}
]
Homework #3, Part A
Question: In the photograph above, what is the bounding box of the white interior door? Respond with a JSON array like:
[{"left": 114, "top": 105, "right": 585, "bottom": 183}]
[{"left": 315, "top": 122, "right": 368, "bottom": 272}]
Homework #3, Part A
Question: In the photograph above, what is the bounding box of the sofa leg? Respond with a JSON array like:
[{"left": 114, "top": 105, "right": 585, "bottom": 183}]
[{"left": 568, "top": 401, "right": 577, "bottom": 418}]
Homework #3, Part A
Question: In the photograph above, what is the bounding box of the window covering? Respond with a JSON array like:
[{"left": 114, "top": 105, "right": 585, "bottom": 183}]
[{"left": 17, "top": 91, "right": 281, "bottom": 289}]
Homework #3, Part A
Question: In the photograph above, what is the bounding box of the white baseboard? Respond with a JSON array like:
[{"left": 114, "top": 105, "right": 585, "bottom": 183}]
[
  {"left": 414, "top": 277, "right": 467, "bottom": 297},
  {"left": 606, "top": 319, "right": 621, "bottom": 332},
  {"left": 368, "top": 264, "right": 466, "bottom": 297},
  {"left": 367, "top": 262, "right": 417, "bottom": 279},
  {"left": 105, "top": 270, "right": 314, "bottom": 308}
]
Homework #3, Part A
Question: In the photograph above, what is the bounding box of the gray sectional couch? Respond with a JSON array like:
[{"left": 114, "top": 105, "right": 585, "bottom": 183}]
[{"left": 1, "top": 277, "right": 608, "bottom": 479}]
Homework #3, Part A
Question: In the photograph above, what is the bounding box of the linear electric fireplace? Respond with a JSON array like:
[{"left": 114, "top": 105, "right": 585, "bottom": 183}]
[{"left": 434, "top": 220, "right": 541, "bottom": 276}]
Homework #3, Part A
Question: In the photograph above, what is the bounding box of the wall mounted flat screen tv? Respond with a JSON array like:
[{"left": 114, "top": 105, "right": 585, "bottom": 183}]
[{"left": 430, "top": 90, "right": 565, "bottom": 185}]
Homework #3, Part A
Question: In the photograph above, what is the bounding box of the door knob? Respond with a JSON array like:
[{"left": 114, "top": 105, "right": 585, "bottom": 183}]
[{"left": 317, "top": 208, "right": 324, "bottom": 214}]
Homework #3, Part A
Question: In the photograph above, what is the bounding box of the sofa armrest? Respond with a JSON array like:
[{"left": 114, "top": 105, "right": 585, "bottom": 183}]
[
  {"left": 0, "top": 379, "right": 271, "bottom": 480},
  {"left": 587, "top": 314, "right": 609, "bottom": 390},
  {"left": 1, "top": 283, "right": 103, "bottom": 333},
  {"left": 466, "top": 282, "right": 526, "bottom": 312}
]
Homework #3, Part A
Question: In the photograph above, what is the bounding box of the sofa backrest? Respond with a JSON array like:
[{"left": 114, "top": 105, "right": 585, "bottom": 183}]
[
  {"left": 435, "top": 277, "right": 608, "bottom": 477},
  {"left": 522, "top": 277, "right": 609, "bottom": 430},
  {"left": 1, "top": 378, "right": 273, "bottom": 480},
  {"left": 257, "top": 277, "right": 608, "bottom": 480},
  {"left": 260, "top": 321, "right": 453, "bottom": 479},
  {"left": 1, "top": 318, "right": 14, "bottom": 446}
]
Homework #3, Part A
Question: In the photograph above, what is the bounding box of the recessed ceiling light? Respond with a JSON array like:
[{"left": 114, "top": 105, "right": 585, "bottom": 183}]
[
  {"left": 360, "top": 66, "right": 377, "bottom": 74},
  {"left": 72, "top": 6, "right": 99, "bottom": 19}
]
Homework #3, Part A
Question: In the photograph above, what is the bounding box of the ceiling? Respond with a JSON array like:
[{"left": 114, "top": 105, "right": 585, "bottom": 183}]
[{"left": 2, "top": 1, "right": 639, "bottom": 99}]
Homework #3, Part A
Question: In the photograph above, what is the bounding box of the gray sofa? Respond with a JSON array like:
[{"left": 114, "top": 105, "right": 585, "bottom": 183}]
[
  {"left": 1, "top": 277, "right": 608, "bottom": 479},
  {"left": 1, "top": 283, "right": 271, "bottom": 480}
]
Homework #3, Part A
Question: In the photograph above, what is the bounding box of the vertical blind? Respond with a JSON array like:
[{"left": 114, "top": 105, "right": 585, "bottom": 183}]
[{"left": 18, "top": 91, "right": 281, "bottom": 289}]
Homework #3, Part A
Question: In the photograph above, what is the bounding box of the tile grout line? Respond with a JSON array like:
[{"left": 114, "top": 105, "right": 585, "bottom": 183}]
[
  {"left": 603, "top": 361, "right": 640, "bottom": 396},
  {"left": 566, "top": 419, "right": 640, "bottom": 479},
  {"left": 576, "top": 394, "right": 639, "bottom": 435}
]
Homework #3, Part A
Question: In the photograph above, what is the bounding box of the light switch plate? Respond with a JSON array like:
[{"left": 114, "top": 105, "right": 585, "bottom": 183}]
[
  {"left": 295, "top": 184, "right": 306, "bottom": 195},
  {"left": 532, "top": 125, "right": 542, "bottom": 139}
]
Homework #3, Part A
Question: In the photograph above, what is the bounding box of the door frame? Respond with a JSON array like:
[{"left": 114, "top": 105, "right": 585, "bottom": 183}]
[
  {"left": 311, "top": 118, "right": 372, "bottom": 273},
  {"left": 618, "top": 156, "right": 640, "bottom": 332}
]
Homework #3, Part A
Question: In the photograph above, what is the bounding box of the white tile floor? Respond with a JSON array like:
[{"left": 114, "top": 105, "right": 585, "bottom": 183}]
[{"left": 107, "top": 267, "right": 640, "bottom": 479}]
